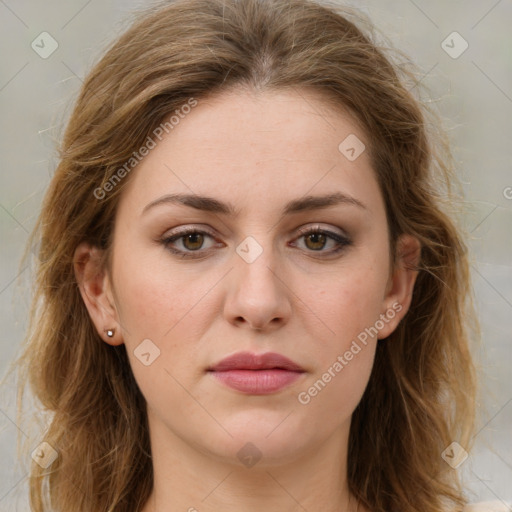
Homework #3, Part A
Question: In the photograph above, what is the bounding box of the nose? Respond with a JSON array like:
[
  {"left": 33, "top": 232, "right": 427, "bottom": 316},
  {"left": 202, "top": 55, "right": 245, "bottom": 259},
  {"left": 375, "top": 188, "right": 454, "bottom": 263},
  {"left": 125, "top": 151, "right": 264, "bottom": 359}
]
[{"left": 222, "top": 238, "right": 292, "bottom": 332}]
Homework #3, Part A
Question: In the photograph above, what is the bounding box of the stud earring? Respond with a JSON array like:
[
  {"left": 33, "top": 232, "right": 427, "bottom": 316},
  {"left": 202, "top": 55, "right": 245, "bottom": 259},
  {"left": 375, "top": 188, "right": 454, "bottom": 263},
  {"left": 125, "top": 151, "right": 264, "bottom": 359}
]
[{"left": 106, "top": 329, "right": 115, "bottom": 338}]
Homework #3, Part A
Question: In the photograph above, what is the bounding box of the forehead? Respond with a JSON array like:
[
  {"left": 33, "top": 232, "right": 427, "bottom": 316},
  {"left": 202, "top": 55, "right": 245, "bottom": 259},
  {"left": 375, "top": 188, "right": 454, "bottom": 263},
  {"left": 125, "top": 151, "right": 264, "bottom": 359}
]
[{"left": 117, "top": 87, "right": 382, "bottom": 217}]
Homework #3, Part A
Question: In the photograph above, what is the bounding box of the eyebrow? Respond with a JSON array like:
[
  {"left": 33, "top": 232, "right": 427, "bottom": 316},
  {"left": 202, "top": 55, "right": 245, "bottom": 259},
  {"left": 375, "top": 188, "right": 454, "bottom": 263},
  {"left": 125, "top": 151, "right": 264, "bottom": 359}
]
[{"left": 142, "top": 191, "right": 367, "bottom": 217}]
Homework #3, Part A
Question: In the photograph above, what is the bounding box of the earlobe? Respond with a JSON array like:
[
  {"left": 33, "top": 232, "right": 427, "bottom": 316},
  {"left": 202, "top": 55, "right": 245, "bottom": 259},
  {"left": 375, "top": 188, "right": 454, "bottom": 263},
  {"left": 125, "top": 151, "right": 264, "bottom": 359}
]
[
  {"left": 378, "top": 234, "right": 421, "bottom": 340},
  {"left": 73, "top": 242, "right": 123, "bottom": 346}
]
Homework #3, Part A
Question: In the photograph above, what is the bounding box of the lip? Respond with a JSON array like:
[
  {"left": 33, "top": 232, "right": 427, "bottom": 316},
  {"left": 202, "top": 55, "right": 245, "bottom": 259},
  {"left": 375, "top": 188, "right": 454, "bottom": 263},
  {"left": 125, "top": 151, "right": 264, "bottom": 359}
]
[
  {"left": 208, "top": 351, "right": 305, "bottom": 372},
  {"left": 207, "top": 351, "right": 306, "bottom": 394}
]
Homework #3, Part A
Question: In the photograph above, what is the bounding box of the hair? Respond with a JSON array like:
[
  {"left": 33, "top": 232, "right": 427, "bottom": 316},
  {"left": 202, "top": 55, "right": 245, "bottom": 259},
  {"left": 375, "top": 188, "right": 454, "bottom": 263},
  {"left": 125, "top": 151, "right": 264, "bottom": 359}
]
[{"left": 7, "top": 0, "right": 478, "bottom": 510}]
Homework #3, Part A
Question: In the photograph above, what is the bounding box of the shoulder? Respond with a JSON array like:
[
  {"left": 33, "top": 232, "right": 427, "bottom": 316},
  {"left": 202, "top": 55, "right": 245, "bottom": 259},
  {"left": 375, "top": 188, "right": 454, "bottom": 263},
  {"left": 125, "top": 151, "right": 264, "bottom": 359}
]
[{"left": 463, "top": 502, "right": 512, "bottom": 511}]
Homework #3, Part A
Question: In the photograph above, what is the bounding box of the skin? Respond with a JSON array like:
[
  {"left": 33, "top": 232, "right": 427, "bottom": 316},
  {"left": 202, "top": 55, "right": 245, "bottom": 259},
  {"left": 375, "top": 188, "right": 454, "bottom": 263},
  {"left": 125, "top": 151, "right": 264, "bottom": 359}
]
[{"left": 74, "top": 87, "right": 420, "bottom": 512}]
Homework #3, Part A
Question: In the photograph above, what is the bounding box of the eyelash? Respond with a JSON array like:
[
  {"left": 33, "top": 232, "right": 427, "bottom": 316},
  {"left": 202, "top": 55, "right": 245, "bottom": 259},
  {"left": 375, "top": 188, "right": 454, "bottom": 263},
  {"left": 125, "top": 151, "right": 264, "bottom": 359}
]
[{"left": 161, "top": 225, "right": 352, "bottom": 259}]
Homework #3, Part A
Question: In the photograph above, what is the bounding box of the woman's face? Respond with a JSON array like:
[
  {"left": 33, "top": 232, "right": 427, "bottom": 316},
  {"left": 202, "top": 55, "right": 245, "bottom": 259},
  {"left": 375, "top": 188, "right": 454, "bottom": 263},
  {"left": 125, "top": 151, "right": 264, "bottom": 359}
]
[{"left": 78, "top": 87, "right": 418, "bottom": 467}]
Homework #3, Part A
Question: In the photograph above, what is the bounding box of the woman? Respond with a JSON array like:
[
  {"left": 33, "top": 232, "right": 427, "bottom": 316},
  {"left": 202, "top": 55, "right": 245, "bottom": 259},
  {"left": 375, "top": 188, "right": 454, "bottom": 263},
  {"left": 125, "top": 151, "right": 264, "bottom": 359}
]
[{"left": 11, "top": 0, "right": 500, "bottom": 510}]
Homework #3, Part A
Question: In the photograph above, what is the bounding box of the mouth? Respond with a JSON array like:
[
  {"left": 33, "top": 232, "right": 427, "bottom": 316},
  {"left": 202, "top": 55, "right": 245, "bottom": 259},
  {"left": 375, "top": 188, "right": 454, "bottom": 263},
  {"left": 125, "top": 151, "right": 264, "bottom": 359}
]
[{"left": 207, "top": 351, "right": 306, "bottom": 394}]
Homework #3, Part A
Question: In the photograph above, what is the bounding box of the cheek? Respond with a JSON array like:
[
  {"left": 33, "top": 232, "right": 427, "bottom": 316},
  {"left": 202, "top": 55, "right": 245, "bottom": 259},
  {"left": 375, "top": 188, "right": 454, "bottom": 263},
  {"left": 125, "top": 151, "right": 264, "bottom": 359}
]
[
  {"left": 111, "top": 257, "right": 211, "bottom": 407},
  {"left": 111, "top": 241, "right": 206, "bottom": 338},
  {"left": 295, "top": 269, "right": 383, "bottom": 425},
  {"left": 311, "top": 262, "right": 389, "bottom": 350},
  {"left": 111, "top": 248, "right": 224, "bottom": 398}
]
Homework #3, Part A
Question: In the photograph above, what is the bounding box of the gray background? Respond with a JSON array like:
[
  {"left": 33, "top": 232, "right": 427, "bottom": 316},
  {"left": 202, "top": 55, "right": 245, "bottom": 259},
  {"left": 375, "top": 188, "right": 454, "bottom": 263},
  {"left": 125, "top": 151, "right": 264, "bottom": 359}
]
[{"left": 1, "top": 0, "right": 511, "bottom": 509}]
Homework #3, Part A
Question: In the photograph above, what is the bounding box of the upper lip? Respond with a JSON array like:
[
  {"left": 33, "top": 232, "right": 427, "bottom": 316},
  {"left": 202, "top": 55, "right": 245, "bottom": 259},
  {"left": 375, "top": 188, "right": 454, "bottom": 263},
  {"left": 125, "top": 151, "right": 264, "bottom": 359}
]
[{"left": 208, "top": 351, "right": 305, "bottom": 372}]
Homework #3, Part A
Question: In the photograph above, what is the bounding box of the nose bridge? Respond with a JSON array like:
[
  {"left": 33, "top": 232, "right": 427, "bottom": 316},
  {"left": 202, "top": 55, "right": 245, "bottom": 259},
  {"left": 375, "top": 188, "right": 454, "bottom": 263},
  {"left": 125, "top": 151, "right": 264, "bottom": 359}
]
[
  {"left": 224, "top": 231, "right": 291, "bottom": 329},
  {"left": 234, "top": 232, "right": 281, "bottom": 293}
]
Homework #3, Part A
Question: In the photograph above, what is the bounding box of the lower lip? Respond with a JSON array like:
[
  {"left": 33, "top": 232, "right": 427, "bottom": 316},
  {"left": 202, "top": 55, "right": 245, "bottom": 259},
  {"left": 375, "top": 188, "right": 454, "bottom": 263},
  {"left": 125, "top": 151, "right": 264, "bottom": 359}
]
[{"left": 209, "top": 369, "right": 304, "bottom": 394}]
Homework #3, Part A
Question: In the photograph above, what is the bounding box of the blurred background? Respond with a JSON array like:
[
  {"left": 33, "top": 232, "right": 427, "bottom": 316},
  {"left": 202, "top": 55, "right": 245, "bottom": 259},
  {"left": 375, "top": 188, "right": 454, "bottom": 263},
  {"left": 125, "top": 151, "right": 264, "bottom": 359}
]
[{"left": 0, "top": 0, "right": 511, "bottom": 509}]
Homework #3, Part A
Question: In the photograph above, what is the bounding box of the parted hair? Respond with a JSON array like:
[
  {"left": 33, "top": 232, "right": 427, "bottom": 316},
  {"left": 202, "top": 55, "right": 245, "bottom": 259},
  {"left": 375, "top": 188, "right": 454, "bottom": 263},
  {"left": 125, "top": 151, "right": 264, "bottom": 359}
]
[{"left": 10, "top": 0, "right": 477, "bottom": 510}]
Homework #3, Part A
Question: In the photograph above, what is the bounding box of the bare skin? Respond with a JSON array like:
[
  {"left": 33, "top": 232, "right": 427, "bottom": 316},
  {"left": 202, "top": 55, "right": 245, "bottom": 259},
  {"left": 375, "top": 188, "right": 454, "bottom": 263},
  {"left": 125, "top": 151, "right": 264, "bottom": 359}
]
[{"left": 74, "top": 87, "right": 420, "bottom": 512}]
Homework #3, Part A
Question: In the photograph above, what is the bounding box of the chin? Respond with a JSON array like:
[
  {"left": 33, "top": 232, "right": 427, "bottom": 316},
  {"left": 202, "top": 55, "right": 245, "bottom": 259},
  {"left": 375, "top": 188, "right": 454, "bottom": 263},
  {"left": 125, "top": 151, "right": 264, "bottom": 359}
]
[
  {"left": 207, "top": 436, "right": 308, "bottom": 469},
  {"left": 203, "top": 413, "right": 320, "bottom": 467}
]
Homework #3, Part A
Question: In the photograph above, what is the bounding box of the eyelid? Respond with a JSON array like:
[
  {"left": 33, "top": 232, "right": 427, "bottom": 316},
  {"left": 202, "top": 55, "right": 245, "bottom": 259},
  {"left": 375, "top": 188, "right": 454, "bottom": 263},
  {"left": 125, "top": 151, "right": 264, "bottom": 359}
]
[
  {"left": 163, "top": 224, "right": 216, "bottom": 238},
  {"left": 162, "top": 223, "right": 347, "bottom": 240},
  {"left": 294, "top": 223, "right": 348, "bottom": 238}
]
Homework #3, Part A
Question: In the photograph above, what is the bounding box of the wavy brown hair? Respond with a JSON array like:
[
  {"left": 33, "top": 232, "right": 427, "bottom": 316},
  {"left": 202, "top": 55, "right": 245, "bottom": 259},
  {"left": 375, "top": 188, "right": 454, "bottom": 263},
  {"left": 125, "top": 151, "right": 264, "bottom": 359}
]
[{"left": 8, "top": 0, "right": 478, "bottom": 510}]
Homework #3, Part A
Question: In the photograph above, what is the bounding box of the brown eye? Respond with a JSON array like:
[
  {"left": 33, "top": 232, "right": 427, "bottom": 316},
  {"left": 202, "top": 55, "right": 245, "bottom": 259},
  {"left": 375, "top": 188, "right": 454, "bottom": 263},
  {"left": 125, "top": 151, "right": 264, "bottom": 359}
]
[
  {"left": 293, "top": 226, "right": 352, "bottom": 256},
  {"left": 162, "top": 228, "right": 217, "bottom": 257},
  {"left": 182, "top": 232, "right": 204, "bottom": 251},
  {"left": 304, "top": 232, "right": 328, "bottom": 251}
]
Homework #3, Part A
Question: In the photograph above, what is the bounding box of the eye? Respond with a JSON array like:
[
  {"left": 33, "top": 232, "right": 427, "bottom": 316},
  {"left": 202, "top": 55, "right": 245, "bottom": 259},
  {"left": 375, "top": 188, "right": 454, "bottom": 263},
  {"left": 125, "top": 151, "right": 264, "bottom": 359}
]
[
  {"left": 161, "top": 228, "right": 218, "bottom": 258},
  {"left": 292, "top": 225, "right": 352, "bottom": 255}
]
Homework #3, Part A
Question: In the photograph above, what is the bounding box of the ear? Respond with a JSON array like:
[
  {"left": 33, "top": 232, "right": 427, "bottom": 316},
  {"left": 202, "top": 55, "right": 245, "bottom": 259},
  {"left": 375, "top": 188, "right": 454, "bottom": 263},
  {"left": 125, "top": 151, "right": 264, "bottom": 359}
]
[
  {"left": 73, "top": 242, "right": 123, "bottom": 346},
  {"left": 377, "top": 233, "right": 421, "bottom": 340}
]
